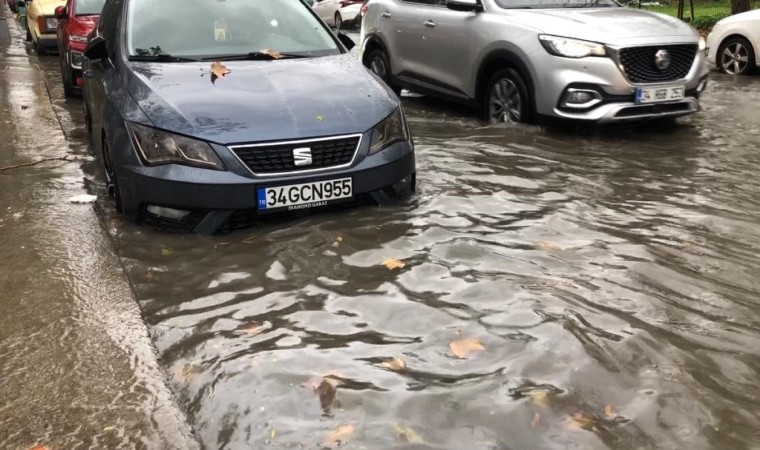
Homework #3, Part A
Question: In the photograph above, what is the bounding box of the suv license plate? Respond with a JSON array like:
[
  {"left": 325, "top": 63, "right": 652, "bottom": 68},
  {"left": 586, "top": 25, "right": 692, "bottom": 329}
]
[
  {"left": 635, "top": 85, "right": 686, "bottom": 104},
  {"left": 257, "top": 178, "right": 353, "bottom": 212}
]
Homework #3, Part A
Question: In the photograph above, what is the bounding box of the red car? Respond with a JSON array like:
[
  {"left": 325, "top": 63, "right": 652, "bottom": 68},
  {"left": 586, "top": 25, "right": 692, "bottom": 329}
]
[{"left": 55, "top": 0, "right": 104, "bottom": 97}]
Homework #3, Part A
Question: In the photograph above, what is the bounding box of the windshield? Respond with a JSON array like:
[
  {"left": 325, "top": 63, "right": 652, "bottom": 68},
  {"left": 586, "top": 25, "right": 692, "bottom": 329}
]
[
  {"left": 74, "top": 0, "right": 106, "bottom": 15},
  {"left": 495, "top": 0, "right": 618, "bottom": 8},
  {"left": 126, "top": 0, "right": 340, "bottom": 59}
]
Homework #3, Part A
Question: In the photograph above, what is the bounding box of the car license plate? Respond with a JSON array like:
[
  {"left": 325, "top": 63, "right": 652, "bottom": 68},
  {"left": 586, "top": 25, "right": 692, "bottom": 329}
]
[
  {"left": 257, "top": 178, "right": 352, "bottom": 212},
  {"left": 635, "top": 85, "right": 686, "bottom": 104}
]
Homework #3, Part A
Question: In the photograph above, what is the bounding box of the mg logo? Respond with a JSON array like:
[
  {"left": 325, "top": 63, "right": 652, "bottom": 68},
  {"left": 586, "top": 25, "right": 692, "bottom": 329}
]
[
  {"left": 293, "top": 147, "right": 312, "bottom": 167},
  {"left": 654, "top": 49, "right": 671, "bottom": 70}
]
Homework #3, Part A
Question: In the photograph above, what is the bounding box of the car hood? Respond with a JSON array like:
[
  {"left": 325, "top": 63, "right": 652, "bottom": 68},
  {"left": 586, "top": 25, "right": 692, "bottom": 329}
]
[
  {"left": 718, "top": 8, "right": 760, "bottom": 24},
  {"left": 123, "top": 54, "right": 398, "bottom": 145},
  {"left": 504, "top": 8, "right": 697, "bottom": 46}
]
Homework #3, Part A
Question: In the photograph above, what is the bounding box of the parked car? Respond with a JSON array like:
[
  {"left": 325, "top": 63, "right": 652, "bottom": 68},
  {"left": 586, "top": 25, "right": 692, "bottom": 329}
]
[
  {"left": 362, "top": 0, "right": 709, "bottom": 124},
  {"left": 82, "top": 0, "right": 415, "bottom": 234},
  {"left": 24, "top": 0, "right": 66, "bottom": 54},
  {"left": 312, "top": 0, "right": 363, "bottom": 29},
  {"left": 55, "top": 0, "right": 104, "bottom": 97},
  {"left": 706, "top": 10, "right": 760, "bottom": 75}
]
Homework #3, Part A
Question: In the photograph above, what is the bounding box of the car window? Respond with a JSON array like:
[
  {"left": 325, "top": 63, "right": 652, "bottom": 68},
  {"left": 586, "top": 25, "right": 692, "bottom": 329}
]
[
  {"left": 495, "top": 0, "right": 617, "bottom": 8},
  {"left": 74, "top": 0, "right": 106, "bottom": 15},
  {"left": 98, "top": 0, "right": 123, "bottom": 52},
  {"left": 126, "top": 0, "right": 340, "bottom": 58}
]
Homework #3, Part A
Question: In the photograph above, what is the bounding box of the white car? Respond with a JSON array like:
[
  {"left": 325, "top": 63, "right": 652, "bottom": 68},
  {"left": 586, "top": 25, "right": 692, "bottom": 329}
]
[
  {"left": 706, "top": 10, "right": 760, "bottom": 75},
  {"left": 311, "top": 0, "right": 362, "bottom": 29}
]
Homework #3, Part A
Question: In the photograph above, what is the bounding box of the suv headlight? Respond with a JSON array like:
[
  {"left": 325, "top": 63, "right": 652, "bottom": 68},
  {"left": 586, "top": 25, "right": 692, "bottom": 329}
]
[
  {"left": 45, "top": 17, "right": 58, "bottom": 31},
  {"left": 369, "top": 108, "right": 410, "bottom": 155},
  {"left": 699, "top": 36, "right": 706, "bottom": 51},
  {"left": 128, "top": 123, "right": 226, "bottom": 170},
  {"left": 539, "top": 35, "right": 606, "bottom": 58}
]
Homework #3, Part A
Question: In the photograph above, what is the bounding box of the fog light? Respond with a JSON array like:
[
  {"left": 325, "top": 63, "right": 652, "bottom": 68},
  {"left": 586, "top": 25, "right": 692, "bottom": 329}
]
[
  {"left": 70, "top": 51, "right": 84, "bottom": 70},
  {"left": 561, "top": 88, "right": 602, "bottom": 109},
  {"left": 146, "top": 205, "right": 191, "bottom": 221}
]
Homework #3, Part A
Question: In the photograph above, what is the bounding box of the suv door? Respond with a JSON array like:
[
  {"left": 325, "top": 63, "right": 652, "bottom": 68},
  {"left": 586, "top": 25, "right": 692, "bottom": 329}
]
[
  {"left": 413, "top": 2, "right": 479, "bottom": 99},
  {"left": 377, "top": 0, "right": 433, "bottom": 83}
]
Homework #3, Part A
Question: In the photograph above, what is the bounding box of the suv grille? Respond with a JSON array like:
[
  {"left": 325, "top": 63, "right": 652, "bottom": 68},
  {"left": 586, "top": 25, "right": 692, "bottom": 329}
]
[
  {"left": 618, "top": 45, "right": 697, "bottom": 83},
  {"left": 232, "top": 136, "right": 360, "bottom": 175}
]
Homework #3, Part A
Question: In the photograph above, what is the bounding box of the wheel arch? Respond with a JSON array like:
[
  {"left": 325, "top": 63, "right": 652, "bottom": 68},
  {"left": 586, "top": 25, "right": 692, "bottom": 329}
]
[
  {"left": 717, "top": 33, "right": 757, "bottom": 73},
  {"left": 475, "top": 49, "right": 537, "bottom": 121},
  {"left": 361, "top": 34, "right": 390, "bottom": 66}
]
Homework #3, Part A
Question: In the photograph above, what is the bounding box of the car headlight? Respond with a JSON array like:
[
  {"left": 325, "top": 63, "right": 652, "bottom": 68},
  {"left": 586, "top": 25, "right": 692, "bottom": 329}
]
[
  {"left": 45, "top": 17, "right": 58, "bottom": 30},
  {"left": 539, "top": 35, "right": 606, "bottom": 58},
  {"left": 699, "top": 36, "right": 706, "bottom": 51},
  {"left": 70, "top": 34, "right": 88, "bottom": 43},
  {"left": 128, "top": 123, "right": 226, "bottom": 170},
  {"left": 369, "top": 108, "right": 410, "bottom": 155},
  {"left": 69, "top": 51, "right": 83, "bottom": 69}
]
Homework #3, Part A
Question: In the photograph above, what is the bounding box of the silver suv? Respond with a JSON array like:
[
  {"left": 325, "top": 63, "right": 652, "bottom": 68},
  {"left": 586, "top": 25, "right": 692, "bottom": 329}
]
[{"left": 361, "top": 0, "right": 709, "bottom": 124}]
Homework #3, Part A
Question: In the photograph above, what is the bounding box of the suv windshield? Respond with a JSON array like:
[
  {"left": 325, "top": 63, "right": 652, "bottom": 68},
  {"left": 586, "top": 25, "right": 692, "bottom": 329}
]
[
  {"left": 74, "top": 0, "right": 106, "bottom": 15},
  {"left": 126, "top": 0, "right": 340, "bottom": 59},
  {"left": 495, "top": 0, "right": 617, "bottom": 8}
]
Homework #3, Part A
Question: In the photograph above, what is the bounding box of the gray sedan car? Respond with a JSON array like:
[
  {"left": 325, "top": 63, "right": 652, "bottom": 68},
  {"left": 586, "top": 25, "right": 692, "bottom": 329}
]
[
  {"left": 82, "top": 0, "right": 415, "bottom": 234},
  {"left": 361, "top": 0, "right": 709, "bottom": 124}
]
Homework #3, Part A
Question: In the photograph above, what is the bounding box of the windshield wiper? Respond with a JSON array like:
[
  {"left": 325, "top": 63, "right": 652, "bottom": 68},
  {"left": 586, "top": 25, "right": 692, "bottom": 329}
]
[
  {"left": 200, "top": 52, "right": 309, "bottom": 61},
  {"left": 129, "top": 54, "right": 199, "bottom": 62}
]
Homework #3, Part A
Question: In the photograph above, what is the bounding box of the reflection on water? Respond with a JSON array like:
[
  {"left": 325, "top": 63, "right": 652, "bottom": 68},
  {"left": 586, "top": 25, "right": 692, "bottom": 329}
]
[{"left": 100, "top": 73, "right": 760, "bottom": 448}]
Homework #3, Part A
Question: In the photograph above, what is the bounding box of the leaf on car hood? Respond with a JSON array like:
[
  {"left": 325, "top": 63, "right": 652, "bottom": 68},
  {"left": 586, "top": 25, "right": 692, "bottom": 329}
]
[
  {"left": 260, "top": 48, "right": 284, "bottom": 59},
  {"left": 383, "top": 258, "right": 406, "bottom": 270},
  {"left": 379, "top": 357, "right": 406, "bottom": 371},
  {"left": 209, "top": 61, "right": 231, "bottom": 83}
]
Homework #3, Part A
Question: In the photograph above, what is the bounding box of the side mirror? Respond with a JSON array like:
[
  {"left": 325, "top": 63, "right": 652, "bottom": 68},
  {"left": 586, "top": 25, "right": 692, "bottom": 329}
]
[
  {"left": 84, "top": 36, "right": 108, "bottom": 61},
  {"left": 446, "top": 0, "right": 482, "bottom": 12},
  {"left": 54, "top": 5, "right": 67, "bottom": 20},
  {"left": 337, "top": 32, "right": 355, "bottom": 51}
]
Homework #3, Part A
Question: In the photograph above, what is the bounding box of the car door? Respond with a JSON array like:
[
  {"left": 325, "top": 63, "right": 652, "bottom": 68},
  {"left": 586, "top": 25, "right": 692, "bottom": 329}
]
[
  {"left": 413, "top": 1, "right": 479, "bottom": 99},
  {"left": 379, "top": 0, "right": 429, "bottom": 81}
]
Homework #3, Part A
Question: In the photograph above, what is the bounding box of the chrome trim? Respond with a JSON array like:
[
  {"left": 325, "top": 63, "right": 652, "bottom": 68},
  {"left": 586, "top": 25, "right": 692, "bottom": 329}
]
[
  {"left": 607, "top": 42, "right": 700, "bottom": 87},
  {"left": 228, "top": 133, "right": 363, "bottom": 178}
]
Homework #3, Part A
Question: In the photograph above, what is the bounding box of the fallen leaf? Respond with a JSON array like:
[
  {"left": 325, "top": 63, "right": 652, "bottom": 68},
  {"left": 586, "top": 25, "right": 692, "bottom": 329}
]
[
  {"left": 538, "top": 241, "right": 565, "bottom": 251},
  {"left": 568, "top": 411, "right": 597, "bottom": 430},
  {"left": 176, "top": 364, "right": 202, "bottom": 382},
  {"left": 103, "top": 426, "right": 116, "bottom": 432},
  {"left": 316, "top": 378, "right": 338, "bottom": 411},
  {"left": 336, "top": 236, "right": 343, "bottom": 242},
  {"left": 322, "top": 423, "right": 355, "bottom": 447},
  {"left": 145, "top": 271, "right": 155, "bottom": 281},
  {"left": 242, "top": 235, "right": 256, "bottom": 244},
  {"left": 28, "top": 445, "right": 50, "bottom": 450},
  {"left": 449, "top": 337, "right": 485, "bottom": 359},
  {"left": 209, "top": 61, "right": 231, "bottom": 83},
  {"left": 532, "top": 412, "right": 541, "bottom": 428},
  {"left": 603, "top": 404, "right": 616, "bottom": 419},
  {"left": 528, "top": 390, "right": 550, "bottom": 407},
  {"left": 242, "top": 323, "right": 264, "bottom": 336},
  {"left": 260, "top": 48, "right": 284, "bottom": 59},
  {"left": 379, "top": 357, "right": 406, "bottom": 371},
  {"left": 383, "top": 258, "right": 406, "bottom": 270},
  {"left": 161, "top": 248, "right": 173, "bottom": 256},
  {"left": 316, "top": 114, "right": 325, "bottom": 121},
  {"left": 215, "top": 241, "right": 232, "bottom": 248},
  {"left": 394, "top": 424, "right": 423, "bottom": 443},
  {"left": 270, "top": 428, "right": 277, "bottom": 440}
]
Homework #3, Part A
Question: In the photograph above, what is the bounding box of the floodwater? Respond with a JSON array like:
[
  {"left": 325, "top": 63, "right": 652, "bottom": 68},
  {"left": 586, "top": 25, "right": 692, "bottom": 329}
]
[{"left": 3, "top": 17, "right": 760, "bottom": 449}]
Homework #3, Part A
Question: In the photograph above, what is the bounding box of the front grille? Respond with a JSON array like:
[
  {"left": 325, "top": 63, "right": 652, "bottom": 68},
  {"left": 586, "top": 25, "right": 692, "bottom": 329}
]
[
  {"left": 618, "top": 45, "right": 697, "bottom": 83},
  {"left": 615, "top": 102, "right": 694, "bottom": 118},
  {"left": 231, "top": 135, "right": 360, "bottom": 175}
]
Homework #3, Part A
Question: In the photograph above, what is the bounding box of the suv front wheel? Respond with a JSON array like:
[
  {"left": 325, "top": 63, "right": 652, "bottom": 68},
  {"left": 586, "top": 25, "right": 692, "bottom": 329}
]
[
  {"left": 366, "top": 48, "right": 401, "bottom": 95},
  {"left": 484, "top": 68, "right": 530, "bottom": 124}
]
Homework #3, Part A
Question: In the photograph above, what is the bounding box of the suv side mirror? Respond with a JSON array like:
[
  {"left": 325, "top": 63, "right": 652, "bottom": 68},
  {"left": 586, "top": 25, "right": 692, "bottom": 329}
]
[
  {"left": 84, "top": 36, "right": 108, "bottom": 61},
  {"left": 337, "top": 32, "right": 355, "bottom": 51},
  {"left": 54, "top": 5, "right": 67, "bottom": 20},
  {"left": 446, "top": 0, "right": 482, "bottom": 12}
]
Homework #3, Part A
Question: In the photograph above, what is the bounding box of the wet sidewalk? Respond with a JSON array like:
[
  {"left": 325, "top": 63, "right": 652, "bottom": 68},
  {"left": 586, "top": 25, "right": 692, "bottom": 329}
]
[{"left": 0, "top": 7, "right": 197, "bottom": 449}]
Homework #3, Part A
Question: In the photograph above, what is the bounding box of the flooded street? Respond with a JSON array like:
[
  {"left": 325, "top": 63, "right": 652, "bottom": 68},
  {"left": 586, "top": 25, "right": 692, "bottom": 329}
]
[{"left": 3, "top": 13, "right": 760, "bottom": 449}]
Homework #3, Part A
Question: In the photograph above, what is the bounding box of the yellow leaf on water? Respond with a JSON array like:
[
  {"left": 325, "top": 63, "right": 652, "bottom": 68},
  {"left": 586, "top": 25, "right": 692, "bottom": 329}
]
[
  {"left": 568, "top": 411, "right": 597, "bottom": 430},
  {"left": 532, "top": 412, "right": 541, "bottom": 428},
  {"left": 449, "top": 337, "right": 485, "bottom": 359},
  {"left": 383, "top": 258, "right": 406, "bottom": 270},
  {"left": 242, "top": 323, "right": 264, "bottom": 336},
  {"left": 528, "top": 390, "right": 550, "bottom": 407},
  {"left": 604, "top": 404, "right": 616, "bottom": 419},
  {"left": 29, "top": 445, "right": 50, "bottom": 450},
  {"left": 316, "top": 114, "right": 325, "bottom": 121},
  {"left": 538, "top": 242, "right": 565, "bottom": 251},
  {"left": 270, "top": 428, "right": 276, "bottom": 440},
  {"left": 394, "top": 424, "right": 424, "bottom": 443},
  {"left": 337, "top": 236, "right": 343, "bottom": 242},
  {"left": 379, "top": 357, "right": 406, "bottom": 371},
  {"left": 322, "top": 423, "right": 355, "bottom": 447},
  {"left": 161, "top": 248, "right": 173, "bottom": 256},
  {"left": 242, "top": 235, "right": 256, "bottom": 244},
  {"left": 103, "top": 426, "right": 116, "bottom": 432}
]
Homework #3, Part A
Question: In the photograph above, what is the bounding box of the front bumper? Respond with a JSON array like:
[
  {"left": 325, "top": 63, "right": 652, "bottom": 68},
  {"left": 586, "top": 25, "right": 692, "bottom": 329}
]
[
  {"left": 532, "top": 44, "right": 709, "bottom": 123},
  {"left": 35, "top": 33, "right": 58, "bottom": 50},
  {"left": 116, "top": 137, "right": 415, "bottom": 234}
]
